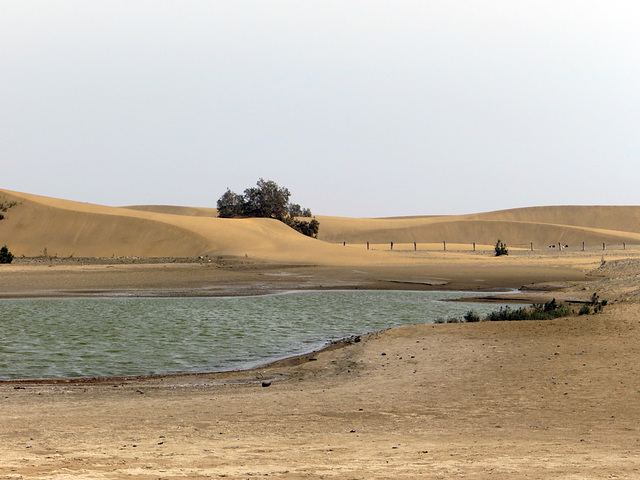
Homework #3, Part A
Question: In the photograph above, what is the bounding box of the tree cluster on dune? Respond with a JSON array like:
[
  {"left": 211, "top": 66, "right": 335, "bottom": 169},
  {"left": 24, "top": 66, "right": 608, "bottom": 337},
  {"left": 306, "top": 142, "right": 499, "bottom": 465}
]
[{"left": 217, "top": 178, "right": 320, "bottom": 238}]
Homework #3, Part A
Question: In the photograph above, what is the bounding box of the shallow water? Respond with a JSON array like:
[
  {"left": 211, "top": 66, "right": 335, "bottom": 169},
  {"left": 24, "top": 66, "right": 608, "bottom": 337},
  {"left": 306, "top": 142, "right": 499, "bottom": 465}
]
[{"left": 0, "top": 290, "right": 515, "bottom": 379}]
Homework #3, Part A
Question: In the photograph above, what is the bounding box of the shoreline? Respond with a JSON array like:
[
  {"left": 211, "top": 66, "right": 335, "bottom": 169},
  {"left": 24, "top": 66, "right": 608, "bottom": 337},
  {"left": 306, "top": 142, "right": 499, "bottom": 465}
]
[
  {"left": 0, "top": 256, "right": 587, "bottom": 384},
  {"left": 0, "top": 289, "right": 526, "bottom": 385}
]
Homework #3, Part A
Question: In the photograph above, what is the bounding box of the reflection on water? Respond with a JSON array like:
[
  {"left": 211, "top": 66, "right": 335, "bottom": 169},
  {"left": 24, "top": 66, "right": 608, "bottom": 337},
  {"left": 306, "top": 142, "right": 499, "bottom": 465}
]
[{"left": 0, "top": 290, "right": 514, "bottom": 379}]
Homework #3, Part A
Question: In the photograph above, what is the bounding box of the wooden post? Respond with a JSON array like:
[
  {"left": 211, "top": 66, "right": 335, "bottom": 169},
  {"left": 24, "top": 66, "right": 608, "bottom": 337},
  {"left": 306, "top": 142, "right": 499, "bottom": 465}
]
[
  {"left": 603, "top": 242, "right": 606, "bottom": 250},
  {"left": 582, "top": 241, "right": 585, "bottom": 251},
  {"left": 443, "top": 241, "right": 446, "bottom": 251},
  {"left": 390, "top": 241, "right": 393, "bottom": 250},
  {"left": 531, "top": 242, "right": 533, "bottom": 251},
  {"left": 624, "top": 242, "right": 626, "bottom": 250},
  {"left": 414, "top": 241, "right": 417, "bottom": 251},
  {"left": 343, "top": 241, "right": 346, "bottom": 246},
  {"left": 473, "top": 242, "right": 476, "bottom": 252},
  {"left": 367, "top": 241, "right": 369, "bottom": 250}
]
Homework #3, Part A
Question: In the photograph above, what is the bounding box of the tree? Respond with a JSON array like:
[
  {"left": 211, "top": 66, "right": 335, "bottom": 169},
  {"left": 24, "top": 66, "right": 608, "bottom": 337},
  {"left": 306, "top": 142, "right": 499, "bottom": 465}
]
[
  {"left": 0, "top": 245, "right": 14, "bottom": 264},
  {"left": 242, "top": 178, "right": 291, "bottom": 221},
  {"left": 216, "top": 188, "right": 245, "bottom": 218},
  {"left": 216, "top": 179, "right": 319, "bottom": 237},
  {"left": 287, "top": 203, "right": 303, "bottom": 218}
]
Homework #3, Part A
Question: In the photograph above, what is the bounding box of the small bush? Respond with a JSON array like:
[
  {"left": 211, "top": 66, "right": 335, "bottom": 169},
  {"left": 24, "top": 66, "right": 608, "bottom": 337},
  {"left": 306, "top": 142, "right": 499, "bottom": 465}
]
[
  {"left": 578, "top": 304, "right": 591, "bottom": 315},
  {"left": 0, "top": 201, "right": 17, "bottom": 213},
  {"left": 483, "top": 299, "right": 571, "bottom": 322},
  {"left": 494, "top": 239, "right": 509, "bottom": 256},
  {"left": 464, "top": 311, "right": 481, "bottom": 322},
  {"left": 0, "top": 245, "right": 14, "bottom": 264}
]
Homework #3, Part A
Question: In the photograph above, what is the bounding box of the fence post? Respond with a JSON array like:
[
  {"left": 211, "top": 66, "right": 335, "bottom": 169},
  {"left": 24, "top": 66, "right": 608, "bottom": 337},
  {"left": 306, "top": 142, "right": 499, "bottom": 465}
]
[
  {"left": 582, "top": 241, "right": 585, "bottom": 251},
  {"left": 603, "top": 242, "right": 606, "bottom": 250},
  {"left": 443, "top": 241, "right": 446, "bottom": 251},
  {"left": 531, "top": 242, "right": 533, "bottom": 251},
  {"left": 414, "top": 241, "right": 417, "bottom": 251},
  {"left": 367, "top": 241, "right": 369, "bottom": 250},
  {"left": 473, "top": 242, "right": 476, "bottom": 252},
  {"left": 390, "top": 241, "right": 393, "bottom": 250}
]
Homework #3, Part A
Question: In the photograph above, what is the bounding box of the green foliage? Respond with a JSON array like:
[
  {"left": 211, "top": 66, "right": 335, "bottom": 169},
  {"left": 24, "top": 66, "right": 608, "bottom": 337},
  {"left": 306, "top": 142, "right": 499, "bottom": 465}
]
[
  {"left": 578, "top": 304, "right": 591, "bottom": 315},
  {"left": 438, "top": 295, "right": 609, "bottom": 325},
  {"left": 0, "top": 245, "right": 14, "bottom": 264},
  {"left": 216, "top": 189, "right": 245, "bottom": 218},
  {"left": 464, "top": 311, "right": 481, "bottom": 322},
  {"left": 286, "top": 203, "right": 312, "bottom": 218},
  {"left": 288, "top": 217, "right": 320, "bottom": 239},
  {"left": 243, "top": 178, "right": 291, "bottom": 221},
  {"left": 494, "top": 239, "right": 509, "bottom": 256},
  {"left": 485, "top": 299, "right": 571, "bottom": 321},
  {"left": 216, "top": 178, "right": 320, "bottom": 237}
]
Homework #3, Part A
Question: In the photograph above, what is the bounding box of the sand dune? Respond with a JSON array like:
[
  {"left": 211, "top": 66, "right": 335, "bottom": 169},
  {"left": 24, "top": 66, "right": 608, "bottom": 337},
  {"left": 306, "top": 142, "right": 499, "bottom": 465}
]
[
  {"left": 1, "top": 189, "right": 638, "bottom": 262},
  {"left": 0, "top": 190, "right": 377, "bottom": 264},
  {"left": 316, "top": 206, "right": 640, "bottom": 248},
  {"left": 124, "top": 204, "right": 218, "bottom": 217}
]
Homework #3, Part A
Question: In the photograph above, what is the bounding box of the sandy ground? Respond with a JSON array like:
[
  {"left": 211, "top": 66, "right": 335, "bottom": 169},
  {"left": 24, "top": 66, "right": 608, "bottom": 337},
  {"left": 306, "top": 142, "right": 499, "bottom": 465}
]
[
  {"left": 2, "top": 249, "right": 640, "bottom": 478},
  {"left": 0, "top": 247, "right": 610, "bottom": 298}
]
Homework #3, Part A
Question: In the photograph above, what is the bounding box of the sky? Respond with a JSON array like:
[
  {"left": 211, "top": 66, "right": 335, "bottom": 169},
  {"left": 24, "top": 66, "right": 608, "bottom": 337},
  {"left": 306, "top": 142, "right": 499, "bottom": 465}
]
[{"left": 1, "top": 1, "right": 639, "bottom": 217}]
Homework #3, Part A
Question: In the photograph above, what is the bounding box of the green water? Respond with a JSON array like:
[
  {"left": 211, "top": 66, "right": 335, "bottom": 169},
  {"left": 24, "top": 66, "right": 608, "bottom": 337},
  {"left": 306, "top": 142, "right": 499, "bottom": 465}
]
[{"left": 0, "top": 290, "right": 515, "bottom": 379}]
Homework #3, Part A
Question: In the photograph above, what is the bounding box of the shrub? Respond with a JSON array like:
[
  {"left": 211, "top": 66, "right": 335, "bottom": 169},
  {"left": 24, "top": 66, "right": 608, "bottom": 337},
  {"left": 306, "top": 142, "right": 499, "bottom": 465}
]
[
  {"left": 494, "top": 239, "right": 509, "bottom": 256},
  {"left": 0, "top": 245, "right": 14, "bottom": 264},
  {"left": 288, "top": 217, "right": 320, "bottom": 238},
  {"left": 578, "top": 304, "right": 591, "bottom": 315},
  {"left": 484, "top": 299, "right": 571, "bottom": 321},
  {"left": 464, "top": 311, "right": 481, "bottom": 322}
]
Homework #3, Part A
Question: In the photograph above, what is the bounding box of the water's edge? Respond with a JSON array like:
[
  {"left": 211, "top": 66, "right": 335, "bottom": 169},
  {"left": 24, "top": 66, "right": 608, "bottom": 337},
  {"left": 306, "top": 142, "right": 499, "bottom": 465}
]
[{"left": 0, "top": 290, "right": 524, "bottom": 382}]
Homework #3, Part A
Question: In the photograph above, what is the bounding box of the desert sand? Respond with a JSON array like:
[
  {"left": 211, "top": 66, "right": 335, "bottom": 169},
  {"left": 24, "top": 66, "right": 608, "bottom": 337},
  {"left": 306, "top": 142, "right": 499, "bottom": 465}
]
[{"left": 2, "top": 189, "right": 640, "bottom": 478}]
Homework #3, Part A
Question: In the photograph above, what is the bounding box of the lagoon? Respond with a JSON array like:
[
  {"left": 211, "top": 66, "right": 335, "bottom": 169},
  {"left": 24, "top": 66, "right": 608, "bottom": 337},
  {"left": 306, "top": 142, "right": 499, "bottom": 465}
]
[{"left": 0, "top": 290, "right": 515, "bottom": 380}]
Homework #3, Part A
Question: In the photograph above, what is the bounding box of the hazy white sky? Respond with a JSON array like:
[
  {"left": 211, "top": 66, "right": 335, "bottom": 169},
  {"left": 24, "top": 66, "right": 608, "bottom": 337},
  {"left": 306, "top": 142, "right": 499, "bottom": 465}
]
[{"left": 1, "top": 1, "right": 639, "bottom": 217}]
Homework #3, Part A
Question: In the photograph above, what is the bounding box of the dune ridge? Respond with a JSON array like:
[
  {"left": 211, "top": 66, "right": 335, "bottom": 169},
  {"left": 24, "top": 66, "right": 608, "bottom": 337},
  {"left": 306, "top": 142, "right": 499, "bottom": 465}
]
[
  {"left": 0, "top": 190, "right": 378, "bottom": 264},
  {"left": 316, "top": 205, "right": 640, "bottom": 248},
  {"left": 1, "top": 189, "right": 638, "bottom": 261}
]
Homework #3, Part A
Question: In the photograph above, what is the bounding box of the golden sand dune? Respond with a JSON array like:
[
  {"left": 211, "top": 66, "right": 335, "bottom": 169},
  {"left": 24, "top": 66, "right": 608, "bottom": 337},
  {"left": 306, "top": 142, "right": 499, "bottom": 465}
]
[
  {"left": 124, "top": 204, "right": 218, "bottom": 217},
  {"left": 317, "top": 206, "right": 640, "bottom": 248},
  {"left": 1, "top": 189, "right": 638, "bottom": 261},
  {"left": 0, "top": 190, "right": 377, "bottom": 264}
]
